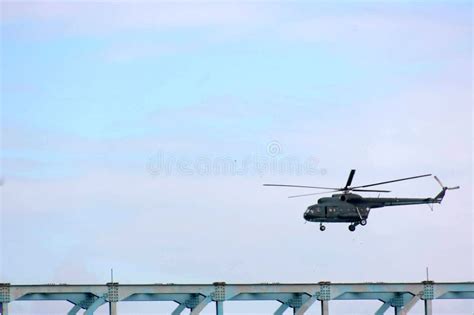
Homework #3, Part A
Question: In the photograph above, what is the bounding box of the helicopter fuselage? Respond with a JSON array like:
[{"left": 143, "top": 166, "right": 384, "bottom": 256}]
[{"left": 303, "top": 193, "right": 438, "bottom": 224}]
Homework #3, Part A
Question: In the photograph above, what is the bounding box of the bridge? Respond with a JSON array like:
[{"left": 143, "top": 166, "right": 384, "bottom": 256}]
[{"left": 1, "top": 281, "right": 473, "bottom": 315}]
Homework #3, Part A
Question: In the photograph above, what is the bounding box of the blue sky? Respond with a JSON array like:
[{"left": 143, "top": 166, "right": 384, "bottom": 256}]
[{"left": 1, "top": 1, "right": 473, "bottom": 314}]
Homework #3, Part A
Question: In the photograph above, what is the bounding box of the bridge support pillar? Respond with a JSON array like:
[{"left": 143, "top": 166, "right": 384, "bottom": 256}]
[
  {"left": 172, "top": 303, "right": 186, "bottom": 315},
  {"left": 394, "top": 306, "right": 401, "bottom": 315},
  {"left": 422, "top": 281, "right": 433, "bottom": 315},
  {"left": 215, "top": 301, "right": 223, "bottom": 315},
  {"left": 67, "top": 304, "right": 81, "bottom": 315},
  {"left": 374, "top": 301, "right": 390, "bottom": 315},
  {"left": 0, "top": 283, "right": 10, "bottom": 315},
  {"left": 274, "top": 303, "right": 289, "bottom": 315},
  {"left": 109, "top": 302, "right": 117, "bottom": 315},
  {"left": 107, "top": 282, "right": 119, "bottom": 315},
  {"left": 424, "top": 300, "right": 432, "bottom": 315},
  {"left": 84, "top": 297, "right": 106, "bottom": 315},
  {"left": 321, "top": 301, "right": 329, "bottom": 315},
  {"left": 0, "top": 302, "right": 8, "bottom": 315},
  {"left": 319, "top": 282, "right": 330, "bottom": 315}
]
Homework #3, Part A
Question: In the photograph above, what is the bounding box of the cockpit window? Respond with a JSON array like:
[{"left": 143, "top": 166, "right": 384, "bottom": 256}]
[{"left": 306, "top": 207, "right": 317, "bottom": 214}]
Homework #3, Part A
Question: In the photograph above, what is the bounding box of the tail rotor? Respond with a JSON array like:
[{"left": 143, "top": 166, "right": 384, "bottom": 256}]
[
  {"left": 433, "top": 176, "right": 460, "bottom": 204},
  {"left": 434, "top": 176, "right": 460, "bottom": 191}
]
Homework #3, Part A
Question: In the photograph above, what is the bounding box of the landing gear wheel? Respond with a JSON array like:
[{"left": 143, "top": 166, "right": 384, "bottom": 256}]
[
  {"left": 320, "top": 224, "right": 326, "bottom": 231},
  {"left": 348, "top": 224, "right": 356, "bottom": 232},
  {"left": 360, "top": 219, "right": 367, "bottom": 226}
]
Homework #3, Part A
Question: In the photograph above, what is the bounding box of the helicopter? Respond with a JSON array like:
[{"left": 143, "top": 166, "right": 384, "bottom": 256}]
[{"left": 263, "top": 170, "right": 459, "bottom": 231}]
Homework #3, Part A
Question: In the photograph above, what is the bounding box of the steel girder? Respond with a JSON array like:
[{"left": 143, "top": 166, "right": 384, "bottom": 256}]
[{"left": 1, "top": 281, "right": 473, "bottom": 314}]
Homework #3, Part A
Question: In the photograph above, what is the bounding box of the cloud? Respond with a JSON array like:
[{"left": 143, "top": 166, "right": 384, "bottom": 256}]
[
  {"left": 1, "top": 1, "right": 275, "bottom": 38},
  {"left": 100, "top": 41, "right": 185, "bottom": 63},
  {"left": 278, "top": 4, "right": 471, "bottom": 60}
]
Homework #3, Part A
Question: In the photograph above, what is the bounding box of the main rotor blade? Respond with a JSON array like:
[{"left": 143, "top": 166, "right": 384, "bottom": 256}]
[
  {"left": 288, "top": 190, "right": 340, "bottom": 198},
  {"left": 345, "top": 169, "right": 356, "bottom": 188},
  {"left": 352, "top": 189, "right": 391, "bottom": 193},
  {"left": 351, "top": 174, "right": 432, "bottom": 189},
  {"left": 263, "top": 184, "right": 340, "bottom": 190},
  {"left": 434, "top": 176, "right": 444, "bottom": 188}
]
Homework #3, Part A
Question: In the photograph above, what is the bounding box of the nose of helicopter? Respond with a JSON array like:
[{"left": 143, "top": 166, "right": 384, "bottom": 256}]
[{"left": 303, "top": 208, "right": 311, "bottom": 220}]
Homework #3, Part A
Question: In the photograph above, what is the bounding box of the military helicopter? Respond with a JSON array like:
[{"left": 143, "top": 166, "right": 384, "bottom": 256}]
[{"left": 263, "top": 170, "right": 459, "bottom": 231}]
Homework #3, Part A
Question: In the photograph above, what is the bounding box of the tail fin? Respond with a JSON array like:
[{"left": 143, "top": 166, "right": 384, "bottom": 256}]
[
  {"left": 433, "top": 176, "right": 460, "bottom": 203},
  {"left": 434, "top": 188, "right": 447, "bottom": 203}
]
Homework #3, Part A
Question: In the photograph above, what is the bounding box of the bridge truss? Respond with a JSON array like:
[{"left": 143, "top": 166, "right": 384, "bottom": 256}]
[{"left": 1, "top": 281, "right": 473, "bottom": 315}]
